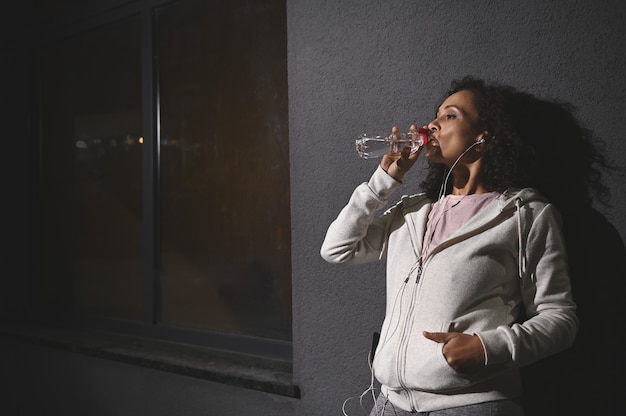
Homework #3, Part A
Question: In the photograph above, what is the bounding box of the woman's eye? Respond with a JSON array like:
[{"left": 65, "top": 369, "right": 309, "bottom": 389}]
[{"left": 445, "top": 113, "right": 456, "bottom": 120}]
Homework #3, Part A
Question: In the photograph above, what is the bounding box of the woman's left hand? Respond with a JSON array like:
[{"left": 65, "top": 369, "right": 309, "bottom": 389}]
[{"left": 422, "top": 331, "right": 486, "bottom": 373}]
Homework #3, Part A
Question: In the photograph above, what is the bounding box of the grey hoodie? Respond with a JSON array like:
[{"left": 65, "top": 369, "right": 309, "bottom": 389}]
[{"left": 320, "top": 166, "right": 578, "bottom": 412}]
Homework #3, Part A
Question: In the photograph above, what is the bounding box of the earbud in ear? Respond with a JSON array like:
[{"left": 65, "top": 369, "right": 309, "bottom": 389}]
[{"left": 477, "top": 131, "right": 493, "bottom": 145}]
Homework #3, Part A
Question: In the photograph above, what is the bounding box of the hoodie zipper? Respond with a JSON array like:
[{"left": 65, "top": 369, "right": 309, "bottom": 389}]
[
  {"left": 395, "top": 262, "right": 423, "bottom": 412},
  {"left": 392, "top": 209, "right": 427, "bottom": 412}
]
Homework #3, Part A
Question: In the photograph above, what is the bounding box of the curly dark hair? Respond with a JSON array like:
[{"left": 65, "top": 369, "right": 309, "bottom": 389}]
[{"left": 419, "top": 75, "right": 615, "bottom": 211}]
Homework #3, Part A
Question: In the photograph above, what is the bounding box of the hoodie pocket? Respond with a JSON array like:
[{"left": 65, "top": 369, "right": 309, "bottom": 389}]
[{"left": 374, "top": 321, "right": 483, "bottom": 392}]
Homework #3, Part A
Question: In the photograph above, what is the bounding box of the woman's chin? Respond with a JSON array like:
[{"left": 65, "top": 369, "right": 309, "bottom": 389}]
[{"left": 424, "top": 146, "right": 440, "bottom": 160}]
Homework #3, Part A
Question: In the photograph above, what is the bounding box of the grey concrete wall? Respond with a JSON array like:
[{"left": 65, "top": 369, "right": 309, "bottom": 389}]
[{"left": 3, "top": 1, "right": 625, "bottom": 415}]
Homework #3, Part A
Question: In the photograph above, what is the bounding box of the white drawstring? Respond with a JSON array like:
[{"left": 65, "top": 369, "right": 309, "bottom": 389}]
[{"left": 515, "top": 198, "right": 527, "bottom": 285}]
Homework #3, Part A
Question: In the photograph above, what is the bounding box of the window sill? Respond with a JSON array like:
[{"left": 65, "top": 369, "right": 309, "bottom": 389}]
[{"left": 0, "top": 326, "right": 300, "bottom": 398}]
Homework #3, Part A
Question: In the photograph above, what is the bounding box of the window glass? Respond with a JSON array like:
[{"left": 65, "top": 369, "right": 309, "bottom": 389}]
[
  {"left": 39, "top": 17, "right": 143, "bottom": 320},
  {"left": 156, "top": 0, "right": 291, "bottom": 340}
]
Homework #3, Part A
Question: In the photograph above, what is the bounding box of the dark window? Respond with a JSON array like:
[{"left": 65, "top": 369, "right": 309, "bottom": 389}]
[
  {"left": 37, "top": 0, "right": 290, "bottom": 352},
  {"left": 39, "top": 16, "right": 144, "bottom": 320},
  {"left": 156, "top": 0, "right": 291, "bottom": 340}
]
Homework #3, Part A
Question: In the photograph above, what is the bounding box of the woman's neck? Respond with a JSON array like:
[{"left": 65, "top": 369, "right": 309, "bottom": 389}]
[{"left": 450, "top": 161, "right": 487, "bottom": 195}]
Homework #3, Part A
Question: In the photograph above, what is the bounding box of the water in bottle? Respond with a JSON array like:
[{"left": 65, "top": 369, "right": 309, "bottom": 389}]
[{"left": 356, "top": 128, "right": 429, "bottom": 159}]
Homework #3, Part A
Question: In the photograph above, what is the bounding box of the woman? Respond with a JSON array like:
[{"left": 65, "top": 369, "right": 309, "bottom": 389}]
[{"left": 320, "top": 76, "right": 583, "bottom": 415}]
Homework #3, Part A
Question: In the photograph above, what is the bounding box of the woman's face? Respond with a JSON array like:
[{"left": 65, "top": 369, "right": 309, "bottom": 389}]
[{"left": 424, "top": 89, "right": 485, "bottom": 166}]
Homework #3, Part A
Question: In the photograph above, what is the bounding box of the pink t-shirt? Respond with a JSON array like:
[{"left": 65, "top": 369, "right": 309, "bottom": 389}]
[{"left": 421, "top": 192, "right": 500, "bottom": 260}]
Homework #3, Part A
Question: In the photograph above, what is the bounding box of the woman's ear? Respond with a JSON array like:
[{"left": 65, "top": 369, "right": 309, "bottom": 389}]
[
  {"left": 478, "top": 130, "right": 492, "bottom": 144},
  {"left": 476, "top": 131, "right": 489, "bottom": 145},
  {"left": 475, "top": 131, "right": 494, "bottom": 152}
]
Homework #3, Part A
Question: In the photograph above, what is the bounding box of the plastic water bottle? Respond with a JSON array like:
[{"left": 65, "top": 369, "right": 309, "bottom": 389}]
[{"left": 355, "top": 127, "right": 429, "bottom": 159}]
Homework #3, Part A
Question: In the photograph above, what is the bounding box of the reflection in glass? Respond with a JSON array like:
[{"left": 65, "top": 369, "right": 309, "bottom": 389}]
[
  {"left": 39, "top": 17, "right": 143, "bottom": 320},
  {"left": 156, "top": 0, "right": 291, "bottom": 340}
]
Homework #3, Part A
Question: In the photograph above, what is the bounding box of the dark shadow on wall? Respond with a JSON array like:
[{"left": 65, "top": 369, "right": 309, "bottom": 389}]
[
  {"left": 500, "top": 84, "right": 626, "bottom": 415},
  {"left": 521, "top": 206, "right": 626, "bottom": 415}
]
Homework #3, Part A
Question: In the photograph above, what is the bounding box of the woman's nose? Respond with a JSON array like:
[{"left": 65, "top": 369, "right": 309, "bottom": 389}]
[{"left": 427, "top": 120, "right": 439, "bottom": 132}]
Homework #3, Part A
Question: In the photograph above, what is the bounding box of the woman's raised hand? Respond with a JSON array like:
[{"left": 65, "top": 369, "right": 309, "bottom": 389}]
[{"left": 381, "top": 125, "right": 424, "bottom": 181}]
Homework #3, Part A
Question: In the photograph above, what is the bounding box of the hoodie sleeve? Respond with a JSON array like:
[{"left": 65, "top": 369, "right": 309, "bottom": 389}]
[
  {"left": 320, "top": 166, "right": 403, "bottom": 265},
  {"left": 478, "top": 203, "right": 579, "bottom": 367}
]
